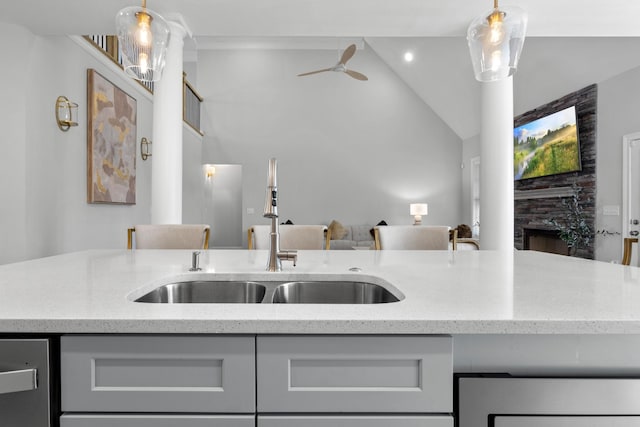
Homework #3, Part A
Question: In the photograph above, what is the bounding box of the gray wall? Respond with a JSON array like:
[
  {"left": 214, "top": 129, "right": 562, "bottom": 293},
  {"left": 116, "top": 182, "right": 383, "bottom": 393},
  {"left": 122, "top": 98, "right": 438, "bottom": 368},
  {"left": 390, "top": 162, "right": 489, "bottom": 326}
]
[
  {"left": 0, "top": 24, "right": 30, "bottom": 263},
  {"left": 197, "top": 46, "right": 463, "bottom": 244},
  {"left": 597, "top": 65, "right": 640, "bottom": 262},
  {"left": 461, "top": 134, "right": 481, "bottom": 228}
]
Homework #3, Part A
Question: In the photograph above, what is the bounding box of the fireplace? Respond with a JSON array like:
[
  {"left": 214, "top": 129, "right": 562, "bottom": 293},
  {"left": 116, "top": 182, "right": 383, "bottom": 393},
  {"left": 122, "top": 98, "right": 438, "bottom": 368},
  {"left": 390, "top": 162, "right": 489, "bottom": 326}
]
[
  {"left": 513, "top": 84, "right": 596, "bottom": 260},
  {"left": 522, "top": 227, "right": 568, "bottom": 256}
]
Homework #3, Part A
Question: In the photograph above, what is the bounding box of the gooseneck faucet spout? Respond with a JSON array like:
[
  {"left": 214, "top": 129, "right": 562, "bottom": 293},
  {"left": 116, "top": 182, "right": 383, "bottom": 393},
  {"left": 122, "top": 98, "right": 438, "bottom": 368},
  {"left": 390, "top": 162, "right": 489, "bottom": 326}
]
[
  {"left": 264, "top": 158, "right": 278, "bottom": 219},
  {"left": 263, "top": 158, "right": 297, "bottom": 272}
]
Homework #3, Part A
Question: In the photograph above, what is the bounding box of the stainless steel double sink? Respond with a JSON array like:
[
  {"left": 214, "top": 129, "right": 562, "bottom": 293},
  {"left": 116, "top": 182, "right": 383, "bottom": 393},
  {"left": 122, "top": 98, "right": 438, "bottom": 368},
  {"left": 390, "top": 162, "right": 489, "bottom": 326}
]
[{"left": 134, "top": 278, "right": 403, "bottom": 304}]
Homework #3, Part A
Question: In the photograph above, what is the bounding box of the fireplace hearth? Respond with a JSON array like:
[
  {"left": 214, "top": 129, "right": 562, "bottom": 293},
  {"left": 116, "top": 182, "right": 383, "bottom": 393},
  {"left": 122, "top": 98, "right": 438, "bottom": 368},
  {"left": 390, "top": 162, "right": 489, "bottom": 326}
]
[{"left": 522, "top": 227, "right": 569, "bottom": 256}]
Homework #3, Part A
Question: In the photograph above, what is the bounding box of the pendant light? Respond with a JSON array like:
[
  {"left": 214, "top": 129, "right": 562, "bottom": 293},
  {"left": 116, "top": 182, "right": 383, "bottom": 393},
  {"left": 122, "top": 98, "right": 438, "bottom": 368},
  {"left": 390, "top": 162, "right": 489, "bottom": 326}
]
[
  {"left": 467, "top": 0, "right": 527, "bottom": 82},
  {"left": 115, "top": 0, "right": 171, "bottom": 82}
]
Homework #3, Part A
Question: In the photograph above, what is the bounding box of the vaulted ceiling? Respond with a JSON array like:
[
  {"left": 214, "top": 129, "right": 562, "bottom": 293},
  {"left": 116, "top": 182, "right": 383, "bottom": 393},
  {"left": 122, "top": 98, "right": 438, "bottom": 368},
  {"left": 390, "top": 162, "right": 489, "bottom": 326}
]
[{"left": 3, "top": 0, "right": 640, "bottom": 139}]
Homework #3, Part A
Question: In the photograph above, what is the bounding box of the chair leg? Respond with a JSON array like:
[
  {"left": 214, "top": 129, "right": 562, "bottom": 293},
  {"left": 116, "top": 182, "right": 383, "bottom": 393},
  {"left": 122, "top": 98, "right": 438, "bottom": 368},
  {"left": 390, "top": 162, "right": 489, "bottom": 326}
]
[
  {"left": 203, "top": 228, "right": 210, "bottom": 249},
  {"left": 374, "top": 228, "right": 381, "bottom": 250},
  {"left": 247, "top": 227, "right": 254, "bottom": 250},
  {"left": 127, "top": 228, "right": 134, "bottom": 249},
  {"left": 622, "top": 237, "right": 638, "bottom": 265}
]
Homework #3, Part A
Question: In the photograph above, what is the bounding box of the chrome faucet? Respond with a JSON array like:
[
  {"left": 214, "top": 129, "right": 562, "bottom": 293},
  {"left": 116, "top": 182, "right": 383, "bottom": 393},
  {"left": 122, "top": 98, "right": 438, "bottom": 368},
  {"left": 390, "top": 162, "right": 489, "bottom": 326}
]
[{"left": 263, "top": 158, "right": 297, "bottom": 271}]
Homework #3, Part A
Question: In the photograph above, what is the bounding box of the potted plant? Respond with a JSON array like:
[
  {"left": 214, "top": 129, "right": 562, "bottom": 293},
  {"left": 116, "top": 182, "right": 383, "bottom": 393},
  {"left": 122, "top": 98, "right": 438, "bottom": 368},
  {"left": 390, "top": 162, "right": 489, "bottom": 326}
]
[{"left": 544, "top": 184, "right": 593, "bottom": 256}]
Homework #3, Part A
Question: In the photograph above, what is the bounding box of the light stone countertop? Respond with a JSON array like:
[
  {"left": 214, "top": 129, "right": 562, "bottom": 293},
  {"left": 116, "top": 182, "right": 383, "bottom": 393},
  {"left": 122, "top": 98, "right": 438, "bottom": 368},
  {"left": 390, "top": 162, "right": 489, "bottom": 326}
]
[{"left": 1, "top": 249, "right": 640, "bottom": 334}]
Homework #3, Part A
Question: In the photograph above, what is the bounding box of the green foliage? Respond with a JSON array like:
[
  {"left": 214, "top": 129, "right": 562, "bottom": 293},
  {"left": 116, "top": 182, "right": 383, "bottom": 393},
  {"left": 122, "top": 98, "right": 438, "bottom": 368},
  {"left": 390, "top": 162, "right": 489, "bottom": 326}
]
[
  {"left": 520, "top": 138, "right": 580, "bottom": 179},
  {"left": 543, "top": 184, "right": 593, "bottom": 253},
  {"left": 514, "top": 151, "right": 527, "bottom": 175},
  {"left": 514, "top": 124, "right": 580, "bottom": 180}
]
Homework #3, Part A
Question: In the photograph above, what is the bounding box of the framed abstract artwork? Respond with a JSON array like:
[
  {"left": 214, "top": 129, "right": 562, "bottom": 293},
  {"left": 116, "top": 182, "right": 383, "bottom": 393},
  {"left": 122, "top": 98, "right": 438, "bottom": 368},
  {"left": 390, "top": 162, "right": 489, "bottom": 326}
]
[{"left": 87, "top": 68, "right": 137, "bottom": 204}]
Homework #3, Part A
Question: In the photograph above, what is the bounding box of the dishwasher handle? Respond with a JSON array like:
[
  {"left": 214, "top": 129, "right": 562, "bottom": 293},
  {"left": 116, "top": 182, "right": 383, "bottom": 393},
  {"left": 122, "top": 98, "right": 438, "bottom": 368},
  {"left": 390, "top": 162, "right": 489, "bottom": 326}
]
[{"left": 0, "top": 368, "right": 37, "bottom": 395}]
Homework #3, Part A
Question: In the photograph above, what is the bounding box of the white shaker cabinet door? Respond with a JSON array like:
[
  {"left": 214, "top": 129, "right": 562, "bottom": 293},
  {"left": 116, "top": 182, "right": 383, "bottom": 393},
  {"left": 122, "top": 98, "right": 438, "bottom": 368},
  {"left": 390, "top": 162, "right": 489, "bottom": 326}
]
[
  {"left": 257, "top": 335, "right": 452, "bottom": 413},
  {"left": 61, "top": 335, "right": 255, "bottom": 413},
  {"left": 258, "top": 415, "right": 453, "bottom": 427},
  {"left": 60, "top": 414, "right": 255, "bottom": 427}
]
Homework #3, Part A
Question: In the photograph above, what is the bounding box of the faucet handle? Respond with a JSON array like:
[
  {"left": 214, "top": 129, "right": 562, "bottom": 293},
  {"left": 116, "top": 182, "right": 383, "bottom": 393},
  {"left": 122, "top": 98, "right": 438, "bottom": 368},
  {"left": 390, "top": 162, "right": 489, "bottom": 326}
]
[{"left": 278, "top": 250, "right": 297, "bottom": 267}]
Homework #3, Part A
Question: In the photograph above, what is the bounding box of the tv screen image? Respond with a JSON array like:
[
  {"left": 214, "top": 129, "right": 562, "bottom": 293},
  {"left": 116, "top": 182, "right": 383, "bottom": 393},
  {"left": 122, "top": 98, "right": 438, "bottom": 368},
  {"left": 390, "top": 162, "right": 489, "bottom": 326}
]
[{"left": 514, "top": 106, "right": 581, "bottom": 181}]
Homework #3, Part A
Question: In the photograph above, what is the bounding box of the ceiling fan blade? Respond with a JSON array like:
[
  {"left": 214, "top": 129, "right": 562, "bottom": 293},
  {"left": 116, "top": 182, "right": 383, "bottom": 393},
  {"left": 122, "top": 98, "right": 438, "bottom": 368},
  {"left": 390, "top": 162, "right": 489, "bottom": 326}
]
[
  {"left": 339, "top": 44, "right": 357, "bottom": 65},
  {"left": 344, "top": 69, "right": 368, "bottom": 81},
  {"left": 297, "top": 68, "right": 332, "bottom": 77}
]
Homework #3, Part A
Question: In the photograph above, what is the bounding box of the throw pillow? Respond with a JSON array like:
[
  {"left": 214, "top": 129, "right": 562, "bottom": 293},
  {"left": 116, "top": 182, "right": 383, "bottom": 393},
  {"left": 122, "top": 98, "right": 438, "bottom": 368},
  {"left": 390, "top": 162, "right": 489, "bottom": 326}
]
[
  {"left": 328, "top": 220, "right": 348, "bottom": 240},
  {"left": 370, "top": 220, "right": 387, "bottom": 238},
  {"left": 456, "top": 224, "right": 472, "bottom": 238}
]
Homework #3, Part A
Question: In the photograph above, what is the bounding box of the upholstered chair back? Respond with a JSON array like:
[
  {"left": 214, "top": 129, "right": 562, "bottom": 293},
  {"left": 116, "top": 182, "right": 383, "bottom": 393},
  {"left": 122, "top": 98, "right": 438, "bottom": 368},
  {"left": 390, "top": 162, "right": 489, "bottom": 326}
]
[
  {"left": 374, "top": 225, "right": 450, "bottom": 250},
  {"left": 128, "top": 224, "right": 210, "bottom": 249},
  {"left": 249, "top": 225, "right": 328, "bottom": 250}
]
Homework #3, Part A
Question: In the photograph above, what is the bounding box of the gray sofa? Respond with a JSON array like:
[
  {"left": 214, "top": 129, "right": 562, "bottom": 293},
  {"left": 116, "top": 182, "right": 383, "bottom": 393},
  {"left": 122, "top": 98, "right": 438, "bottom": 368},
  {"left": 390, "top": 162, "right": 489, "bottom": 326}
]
[{"left": 327, "top": 224, "right": 376, "bottom": 250}]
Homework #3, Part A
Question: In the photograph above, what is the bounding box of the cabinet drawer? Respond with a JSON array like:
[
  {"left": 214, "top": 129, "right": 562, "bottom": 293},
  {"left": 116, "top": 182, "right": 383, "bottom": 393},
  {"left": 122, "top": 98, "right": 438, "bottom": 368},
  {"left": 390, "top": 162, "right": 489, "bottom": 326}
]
[
  {"left": 61, "top": 414, "right": 255, "bottom": 427},
  {"left": 259, "top": 415, "right": 452, "bottom": 427},
  {"left": 61, "top": 335, "right": 255, "bottom": 413},
  {"left": 257, "top": 335, "right": 452, "bottom": 413}
]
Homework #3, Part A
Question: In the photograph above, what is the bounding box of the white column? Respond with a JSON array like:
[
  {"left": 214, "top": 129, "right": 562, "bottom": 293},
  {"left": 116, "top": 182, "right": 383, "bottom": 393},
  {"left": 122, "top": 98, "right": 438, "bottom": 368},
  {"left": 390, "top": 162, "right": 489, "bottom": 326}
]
[
  {"left": 480, "top": 77, "right": 514, "bottom": 251},
  {"left": 151, "top": 21, "right": 187, "bottom": 224}
]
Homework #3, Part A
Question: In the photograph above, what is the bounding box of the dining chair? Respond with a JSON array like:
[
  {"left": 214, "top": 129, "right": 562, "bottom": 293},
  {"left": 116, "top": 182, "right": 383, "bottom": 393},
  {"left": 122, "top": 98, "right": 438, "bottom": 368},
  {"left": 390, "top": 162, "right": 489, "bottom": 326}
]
[
  {"left": 374, "top": 225, "right": 451, "bottom": 250},
  {"left": 248, "top": 225, "right": 329, "bottom": 250},
  {"left": 127, "top": 224, "right": 211, "bottom": 249}
]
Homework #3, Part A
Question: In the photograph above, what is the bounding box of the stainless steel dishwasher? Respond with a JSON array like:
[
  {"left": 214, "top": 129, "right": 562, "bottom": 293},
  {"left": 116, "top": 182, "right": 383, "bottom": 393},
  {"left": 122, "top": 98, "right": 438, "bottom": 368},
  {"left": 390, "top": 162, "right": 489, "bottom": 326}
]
[
  {"left": 0, "top": 338, "right": 55, "bottom": 427},
  {"left": 458, "top": 374, "right": 640, "bottom": 427}
]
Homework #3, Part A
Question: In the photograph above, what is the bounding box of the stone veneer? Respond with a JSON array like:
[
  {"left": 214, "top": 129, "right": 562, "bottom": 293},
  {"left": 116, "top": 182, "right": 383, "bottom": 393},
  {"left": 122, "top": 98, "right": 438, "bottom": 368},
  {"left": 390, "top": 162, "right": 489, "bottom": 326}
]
[{"left": 514, "top": 84, "right": 597, "bottom": 259}]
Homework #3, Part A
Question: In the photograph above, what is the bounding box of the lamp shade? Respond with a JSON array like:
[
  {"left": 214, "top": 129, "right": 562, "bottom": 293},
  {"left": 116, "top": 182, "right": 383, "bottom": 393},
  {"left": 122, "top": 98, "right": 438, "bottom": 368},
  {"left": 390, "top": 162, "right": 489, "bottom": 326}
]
[
  {"left": 116, "top": 4, "right": 171, "bottom": 82},
  {"left": 467, "top": 3, "right": 527, "bottom": 82},
  {"left": 410, "top": 203, "right": 429, "bottom": 216}
]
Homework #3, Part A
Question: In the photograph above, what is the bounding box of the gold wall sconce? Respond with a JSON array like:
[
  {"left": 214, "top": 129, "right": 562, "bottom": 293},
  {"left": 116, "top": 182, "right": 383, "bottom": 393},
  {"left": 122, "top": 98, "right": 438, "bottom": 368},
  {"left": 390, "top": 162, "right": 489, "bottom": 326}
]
[
  {"left": 205, "top": 164, "right": 216, "bottom": 179},
  {"left": 55, "top": 96, "right": 78, "bottom": 131},
  {"left": 140, "top": 137, "right": 152, "bottom": 160}
]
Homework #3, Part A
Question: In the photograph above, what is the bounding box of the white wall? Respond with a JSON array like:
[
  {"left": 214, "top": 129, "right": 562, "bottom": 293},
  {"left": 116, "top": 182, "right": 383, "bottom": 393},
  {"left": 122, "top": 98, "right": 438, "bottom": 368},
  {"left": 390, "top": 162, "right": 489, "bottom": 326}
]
[
  {"left": 197, "top": 45, "right": 463, "bottom": 244},
  {"left": 597, "top": 65, "right": 640, "bottom": 263},
  {"left": 0, "top": 25, "right": 156, "bottom": 264}
]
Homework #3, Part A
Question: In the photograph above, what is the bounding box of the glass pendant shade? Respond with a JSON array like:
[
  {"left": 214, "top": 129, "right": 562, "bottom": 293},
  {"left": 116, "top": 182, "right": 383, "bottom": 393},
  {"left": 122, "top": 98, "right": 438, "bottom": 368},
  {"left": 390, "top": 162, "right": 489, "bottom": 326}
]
[
  {"left": 467, "top": 4, "right": 527, "bottom": 82},
  {"left": 116, "top": 3, "right": 170, "bottom": 82}
]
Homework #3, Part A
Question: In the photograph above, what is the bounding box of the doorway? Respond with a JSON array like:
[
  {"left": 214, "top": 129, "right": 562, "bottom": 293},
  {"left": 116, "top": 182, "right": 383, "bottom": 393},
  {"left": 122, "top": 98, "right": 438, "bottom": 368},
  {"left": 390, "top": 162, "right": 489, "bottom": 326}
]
[
  {"left": 203, "top": 164, "right": 243, "bottom": 248},
  {"left": 622, "top": 132, "right": 640, "bottom": 265}
]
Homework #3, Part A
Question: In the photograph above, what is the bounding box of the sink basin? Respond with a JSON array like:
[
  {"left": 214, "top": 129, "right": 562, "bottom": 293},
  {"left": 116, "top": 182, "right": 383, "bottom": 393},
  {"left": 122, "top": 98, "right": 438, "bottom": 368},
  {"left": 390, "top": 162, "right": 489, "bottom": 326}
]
[
  {"left": 271, "top": 281, "right": 400, "bottom": 304},
  {"left": 135, "top": 281, "right": 267, "bottom": 303},
  {"left": 133, "top": 277, "right": 403, "bottom": 304}
]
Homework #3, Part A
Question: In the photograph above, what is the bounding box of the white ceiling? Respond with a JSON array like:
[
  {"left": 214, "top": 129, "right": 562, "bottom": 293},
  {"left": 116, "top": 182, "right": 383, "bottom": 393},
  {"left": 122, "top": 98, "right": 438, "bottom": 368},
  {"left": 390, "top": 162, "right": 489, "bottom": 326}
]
[{"left": 3, "top": 0, "right": 640, "bottom": 139}]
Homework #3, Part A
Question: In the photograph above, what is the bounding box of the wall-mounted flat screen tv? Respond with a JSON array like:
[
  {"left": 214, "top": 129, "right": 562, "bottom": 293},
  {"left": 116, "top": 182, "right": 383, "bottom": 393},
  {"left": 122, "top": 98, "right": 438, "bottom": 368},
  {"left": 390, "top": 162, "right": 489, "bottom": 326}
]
[{"left": 514, "top": 105, "right": 581, "bottom": 181}]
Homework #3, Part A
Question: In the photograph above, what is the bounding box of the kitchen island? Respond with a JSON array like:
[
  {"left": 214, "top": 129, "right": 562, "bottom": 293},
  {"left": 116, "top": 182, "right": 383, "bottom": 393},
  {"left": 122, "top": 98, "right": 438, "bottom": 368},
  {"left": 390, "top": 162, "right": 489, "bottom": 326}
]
[
  {"left": 3, "top": 249, "right": 640, "bottom": 427},
  {"left": 1, "top": 249, "right": 640, "bottom": 334}
]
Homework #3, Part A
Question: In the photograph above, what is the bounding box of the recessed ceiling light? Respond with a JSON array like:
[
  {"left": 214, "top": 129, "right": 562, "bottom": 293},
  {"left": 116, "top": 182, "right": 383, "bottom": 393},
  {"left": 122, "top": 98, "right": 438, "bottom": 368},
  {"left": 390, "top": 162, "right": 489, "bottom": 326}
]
[{"left": 404, "top": 51, "right": 414, "bottom": 63}]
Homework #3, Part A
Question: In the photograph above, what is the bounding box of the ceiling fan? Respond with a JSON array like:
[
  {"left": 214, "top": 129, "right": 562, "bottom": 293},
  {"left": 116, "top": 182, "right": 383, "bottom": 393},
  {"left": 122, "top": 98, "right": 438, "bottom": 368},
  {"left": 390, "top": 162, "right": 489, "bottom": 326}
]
[{"left": 297, "top": 44, "right": 368, "bottom": 81}]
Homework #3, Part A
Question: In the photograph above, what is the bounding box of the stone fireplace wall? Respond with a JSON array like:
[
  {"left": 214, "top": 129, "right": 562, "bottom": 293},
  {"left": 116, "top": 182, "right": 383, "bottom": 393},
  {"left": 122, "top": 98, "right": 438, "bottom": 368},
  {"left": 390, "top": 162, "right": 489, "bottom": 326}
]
[{"left": 514, "top": 84, "right": 597, "bottom": 259}]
